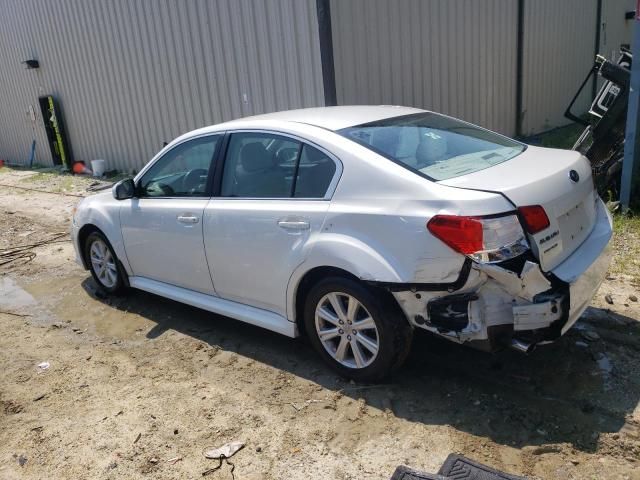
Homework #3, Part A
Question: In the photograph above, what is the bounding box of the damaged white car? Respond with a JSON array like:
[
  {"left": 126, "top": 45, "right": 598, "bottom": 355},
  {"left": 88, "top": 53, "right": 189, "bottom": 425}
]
[{"left": 71, "top": 106, "right": 612, "bottom": 382}]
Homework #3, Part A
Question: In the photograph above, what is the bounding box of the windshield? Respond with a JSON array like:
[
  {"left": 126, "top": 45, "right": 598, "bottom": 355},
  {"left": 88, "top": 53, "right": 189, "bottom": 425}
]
[{"left": 338, "top": 112, "right": 526, "bottom": 181}]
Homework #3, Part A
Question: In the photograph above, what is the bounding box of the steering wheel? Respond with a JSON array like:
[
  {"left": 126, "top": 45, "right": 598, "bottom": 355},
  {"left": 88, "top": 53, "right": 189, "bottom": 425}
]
[
  {"left": 183, "top": 168, "right": 208, "bottom": 194},
  {"left": 144, "top": 181, "right": 175, "bottom": 196}
]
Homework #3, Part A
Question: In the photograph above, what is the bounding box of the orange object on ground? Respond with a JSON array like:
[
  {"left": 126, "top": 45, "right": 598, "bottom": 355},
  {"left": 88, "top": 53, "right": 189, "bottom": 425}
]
[{"left": 72, "top": 161, "right": 86, "bottom": 174}]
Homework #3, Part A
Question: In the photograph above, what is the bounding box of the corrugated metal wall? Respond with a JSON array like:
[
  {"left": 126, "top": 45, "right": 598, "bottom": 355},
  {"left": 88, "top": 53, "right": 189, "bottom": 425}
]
[
  {"left": 520, "top": 0, "right": 599, "bottom": 136},
  {"left": 0, "top": 0, "right": 324, "bottom": 171},
  {"left": 330, "top": 0, "right": 519, "bottom": 136},
  {"left": 0, "top": 0, "right": 635, "bottom": 170},
  {"left": 330, "top": 0, "right": 633, "bottom": 138}
]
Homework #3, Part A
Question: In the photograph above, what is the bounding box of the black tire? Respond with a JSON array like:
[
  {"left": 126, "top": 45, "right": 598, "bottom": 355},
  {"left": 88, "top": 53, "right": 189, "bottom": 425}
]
[
  {"left": 84, "top": 231, "right": 127, "bottom": 295},
  {"left": 303, "top": 276, "right": 413, "bottom": 383}
]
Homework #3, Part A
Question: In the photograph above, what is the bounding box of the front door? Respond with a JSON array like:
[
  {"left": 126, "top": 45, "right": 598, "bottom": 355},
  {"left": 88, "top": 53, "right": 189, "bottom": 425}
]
[
  {"left": 203, "top": 131, "right": 339, "bottom": 316},
  {"left": 120, "top": 134, "right": 222, "bottom": 295}
]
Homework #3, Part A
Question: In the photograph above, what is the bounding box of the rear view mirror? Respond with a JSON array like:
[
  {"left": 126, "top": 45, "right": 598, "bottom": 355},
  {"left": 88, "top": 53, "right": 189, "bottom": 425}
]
[{"left": 112, "top": 178, "right": 136, "bottom": 200}]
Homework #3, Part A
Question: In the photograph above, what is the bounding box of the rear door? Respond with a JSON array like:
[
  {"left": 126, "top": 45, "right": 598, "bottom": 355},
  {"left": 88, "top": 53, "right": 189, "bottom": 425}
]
[
  {"left": 203, "top": 131, "right": 340, "bottom": 317},
  {"left": 120, "top": 134, "right": 222, "bottom": 294}
]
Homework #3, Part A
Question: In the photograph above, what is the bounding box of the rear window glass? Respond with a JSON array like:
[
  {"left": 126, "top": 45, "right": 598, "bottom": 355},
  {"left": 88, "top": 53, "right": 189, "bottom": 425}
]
[{"left": 338, "top": 113, "right": 526, "bottom": 181}]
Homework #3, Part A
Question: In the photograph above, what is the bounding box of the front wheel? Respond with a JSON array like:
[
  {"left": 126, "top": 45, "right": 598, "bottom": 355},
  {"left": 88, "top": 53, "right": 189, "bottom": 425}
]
[
  {"left": 84, "top": 231, "right": 126, "bottom": 295},
  {"left": 304, "top": 276, "right": 413, "bottom": 382}
]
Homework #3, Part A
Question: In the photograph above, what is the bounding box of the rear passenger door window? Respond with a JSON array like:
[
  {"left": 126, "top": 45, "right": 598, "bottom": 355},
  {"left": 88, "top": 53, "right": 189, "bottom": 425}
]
[
  {"left": 293, "top": 145, "right": 337, "bottom": 198},
  {"left": 220, "top": 132, "right": 301, "bottom": 198},
  {"left": 220, "top": 132, "right": 337, "bottom": 199}
]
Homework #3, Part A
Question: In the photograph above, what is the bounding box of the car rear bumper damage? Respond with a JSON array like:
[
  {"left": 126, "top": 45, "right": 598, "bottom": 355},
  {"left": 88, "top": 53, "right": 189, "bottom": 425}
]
[{"left": 387, "top": 198, "right": 613, "bottom": 352}]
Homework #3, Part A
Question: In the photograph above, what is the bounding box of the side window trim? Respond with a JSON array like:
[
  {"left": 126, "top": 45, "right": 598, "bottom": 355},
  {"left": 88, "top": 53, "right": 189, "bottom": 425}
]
[
  {"left": 134, "top": 132, "right": 225, "bottom": 199},
  {"left": 289, "top": 142, "right": 304, "bottom": 197},
  {"left": 212, "top": 129, "right": 343, "bottom": 200}
]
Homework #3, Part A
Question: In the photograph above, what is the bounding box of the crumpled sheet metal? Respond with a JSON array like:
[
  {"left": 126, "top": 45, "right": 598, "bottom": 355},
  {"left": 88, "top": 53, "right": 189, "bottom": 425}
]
[{"left": 476, "top": 260, "right": 552, "bottom": 302}]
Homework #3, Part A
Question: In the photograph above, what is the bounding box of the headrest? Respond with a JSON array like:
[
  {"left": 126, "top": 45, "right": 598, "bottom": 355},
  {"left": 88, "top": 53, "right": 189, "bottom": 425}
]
[
  {"left": 416, "top": 131, "right": 447, "bottom": 166},
  {"left": 370, "top": 127, "right": 400, "bottom": 156},
  {"left": 240, "top": 142, "right": 271, "bottom": 172}
]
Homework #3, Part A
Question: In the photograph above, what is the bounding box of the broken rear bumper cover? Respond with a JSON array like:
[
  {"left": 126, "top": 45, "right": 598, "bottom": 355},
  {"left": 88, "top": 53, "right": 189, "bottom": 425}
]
[{"left": 390, "top": 199, "right": 613, "bottom": 351}]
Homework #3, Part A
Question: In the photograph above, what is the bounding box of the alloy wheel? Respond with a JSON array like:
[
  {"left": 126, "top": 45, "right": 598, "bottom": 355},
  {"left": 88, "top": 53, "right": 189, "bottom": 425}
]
[
  {"left": 314, "top": 292, "right": 380, "bottom": 369},
  {"left": 89, "top": 239, "right": 118, "bottom": 289}
]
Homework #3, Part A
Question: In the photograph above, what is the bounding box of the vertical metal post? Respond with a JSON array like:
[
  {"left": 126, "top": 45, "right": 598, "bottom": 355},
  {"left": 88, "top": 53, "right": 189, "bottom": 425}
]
[
  {"left": 621, "top": 5, "right": 640, "bottom": 209},
  {"left": 316, "top": 0, "right": 337, "bottom": 106},
  {"left": 593, "top": 0, "right": 603, "bottom": 99},
  {"left": 515, "top": 0, "right": 525, "bottom": 137}
]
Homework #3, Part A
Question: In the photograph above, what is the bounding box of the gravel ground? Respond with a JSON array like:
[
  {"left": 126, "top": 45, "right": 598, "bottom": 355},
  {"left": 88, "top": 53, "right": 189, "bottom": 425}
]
[{"left": 1, "top": 167, "right": 639, "bottom": 480}]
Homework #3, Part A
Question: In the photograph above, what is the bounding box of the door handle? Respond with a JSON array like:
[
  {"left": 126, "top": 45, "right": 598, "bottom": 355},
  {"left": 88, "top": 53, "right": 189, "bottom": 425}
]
[
  {"left": 177, "top": 214, "right": 199, "bottom": 224},
  {"left": 277, "top": 219, "right": 310, "bottom": 231}
]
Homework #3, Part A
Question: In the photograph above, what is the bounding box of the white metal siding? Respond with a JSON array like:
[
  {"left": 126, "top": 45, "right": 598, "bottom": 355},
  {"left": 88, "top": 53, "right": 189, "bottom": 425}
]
[
  {"left": 0, "top": 0, "right": 324, "bottom": 171},
  {"left": 330, "top": 0, "right": 519, "bottom": 136},
  {"left": 600, "top": 0, "right": 635, "bottom": 60},
  {"left": 520, "top": 0, "right": 598, "bottom": 135}
]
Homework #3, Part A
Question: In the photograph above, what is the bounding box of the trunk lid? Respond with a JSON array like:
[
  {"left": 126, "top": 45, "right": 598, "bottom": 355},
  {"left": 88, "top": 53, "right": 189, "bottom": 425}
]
[{"left": 439, "top": 145, "right": 598, "bottom": 271}]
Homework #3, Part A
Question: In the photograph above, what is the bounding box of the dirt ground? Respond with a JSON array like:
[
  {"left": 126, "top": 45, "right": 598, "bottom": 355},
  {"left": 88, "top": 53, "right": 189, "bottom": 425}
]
[{"left": 1, "top": 167, "right": 639, "bottom": 480}]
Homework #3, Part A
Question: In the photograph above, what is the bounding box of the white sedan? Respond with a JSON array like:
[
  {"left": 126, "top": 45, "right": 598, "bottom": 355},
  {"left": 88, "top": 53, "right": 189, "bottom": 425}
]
[{"left": 72, "top": 106, "right": 612, "bottom": 382}]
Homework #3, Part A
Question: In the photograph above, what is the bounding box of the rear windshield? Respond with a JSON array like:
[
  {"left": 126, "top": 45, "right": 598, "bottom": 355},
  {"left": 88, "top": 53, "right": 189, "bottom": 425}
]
[{"left": 338, "top": 113, "right": 526, "bottom": 181}]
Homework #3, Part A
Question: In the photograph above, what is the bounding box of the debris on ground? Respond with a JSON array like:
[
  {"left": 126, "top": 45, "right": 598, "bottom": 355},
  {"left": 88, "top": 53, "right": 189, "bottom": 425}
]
[
  {"left": 36, "top": 361, "right": 50, "bottom": 372},
  {"left": 392, "top": 453, "right": 527, "bottom": 480},
  {"left": 581, "top": 330, "right": 600, "bottom": 342},
  {"left": 0, "top": 310, "right": 31, "bottom": 317},
  {"left": 605, "top": 294, "right": 614, "bottom": 304},
  {"left": 202, "top": 441, "right": 245, "bottom": 478},
  {"left": 203, "top": 441, "right": 245, "bottom": 459}
]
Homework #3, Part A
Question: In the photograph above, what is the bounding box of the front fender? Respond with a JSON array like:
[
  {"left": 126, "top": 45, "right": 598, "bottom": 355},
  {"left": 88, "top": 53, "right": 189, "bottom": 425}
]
[{"left": 75, "top": 194, "right": 131, "bottom": 274}]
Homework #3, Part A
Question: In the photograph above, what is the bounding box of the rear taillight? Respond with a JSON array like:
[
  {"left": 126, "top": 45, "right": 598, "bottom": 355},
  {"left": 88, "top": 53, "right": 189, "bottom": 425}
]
[
  {"left": 427, "top": 213, "right": 529, "bottom": 263},
  {"left": 426, "top": 216, "right": 482, "bottom": 254},
  {"left": 518, "top": 205, "right": 550, "bottom": 234}
]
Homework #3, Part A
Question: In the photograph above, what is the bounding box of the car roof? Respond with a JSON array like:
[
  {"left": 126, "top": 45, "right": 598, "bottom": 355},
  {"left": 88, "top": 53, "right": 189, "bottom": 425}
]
[{"left": 218, "top": 105, "right": 425, "bottom": 131}]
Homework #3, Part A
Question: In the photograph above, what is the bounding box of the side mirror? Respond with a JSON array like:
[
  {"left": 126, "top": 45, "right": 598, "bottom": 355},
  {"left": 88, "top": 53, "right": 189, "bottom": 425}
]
[{"left": 112, "top": 178, "right": 136, "bottom": 200}]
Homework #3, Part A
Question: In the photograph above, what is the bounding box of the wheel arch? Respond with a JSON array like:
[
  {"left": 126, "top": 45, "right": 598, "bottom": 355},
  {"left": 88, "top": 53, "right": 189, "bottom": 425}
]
[
  {"left": 77, "top": 224, "right": 103, "bottom": 269},
  {"left": 290, "top": 265, "right": 408, "bottom": 338},
  {"left": 78, "top": 223, "right": 130, "bottom": 287}
]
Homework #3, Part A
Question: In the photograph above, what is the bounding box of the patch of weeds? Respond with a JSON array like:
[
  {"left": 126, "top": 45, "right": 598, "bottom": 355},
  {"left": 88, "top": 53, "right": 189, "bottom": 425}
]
[
  {"left": 54, "top": 177, "right": 75, "bottom": 193},
  {"left": 19, "top": 172, "right": 57, "bottom": 183},
  {"left": 610, "top": 212, "right": 640, "bottom": 283}
]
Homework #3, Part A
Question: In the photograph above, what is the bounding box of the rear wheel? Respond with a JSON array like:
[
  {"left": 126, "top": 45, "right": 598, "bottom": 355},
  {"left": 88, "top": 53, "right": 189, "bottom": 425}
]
[
  {"left": 85, "top": 231, "right": 126, "bottom": 295},
  {"left": 304, "top": 276, "right": 413, "bottom": 382}
]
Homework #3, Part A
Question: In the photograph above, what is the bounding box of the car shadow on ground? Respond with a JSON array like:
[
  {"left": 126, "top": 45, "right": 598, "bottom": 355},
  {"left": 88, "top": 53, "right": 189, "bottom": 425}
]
[{"left": 82, "top": 278, "right": 640, "bottom": 453}]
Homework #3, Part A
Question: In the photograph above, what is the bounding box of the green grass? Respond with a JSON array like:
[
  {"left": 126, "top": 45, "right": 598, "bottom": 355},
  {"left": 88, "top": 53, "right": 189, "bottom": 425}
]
[
  {"left": 54, "top": 177, "right": 75, "bottom": 192},
  {"left": 19, "top": 171, "right": 58, "bottom": 183},
  {"left": 610, "top": 212, "right": 640, "bottom": 283}
]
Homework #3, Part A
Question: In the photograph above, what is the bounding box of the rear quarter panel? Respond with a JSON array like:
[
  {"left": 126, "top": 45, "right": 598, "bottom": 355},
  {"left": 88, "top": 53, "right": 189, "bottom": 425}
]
[{"left": 284, "top": 128, "right": 515, "bottom": 320}]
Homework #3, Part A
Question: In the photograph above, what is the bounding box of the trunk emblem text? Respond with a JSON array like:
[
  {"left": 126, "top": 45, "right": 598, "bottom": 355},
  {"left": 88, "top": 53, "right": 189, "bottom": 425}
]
[{"left": 539, "top": 230, "right": 559, "bottom": 245}]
